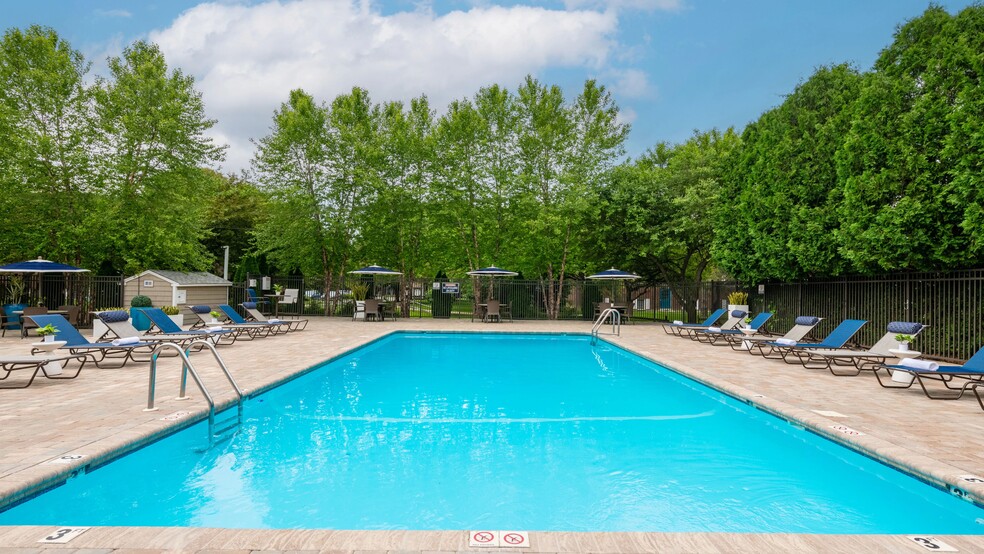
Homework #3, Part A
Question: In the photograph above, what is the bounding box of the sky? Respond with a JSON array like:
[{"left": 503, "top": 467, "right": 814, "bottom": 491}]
[{"left": 1, "top": 0, "right": 978, "bottom": 173}]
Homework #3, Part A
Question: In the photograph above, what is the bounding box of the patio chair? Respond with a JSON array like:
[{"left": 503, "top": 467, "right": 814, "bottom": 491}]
[
  {"left": 217, "top": 304, "right": 281, "bottom": 336},
  {"left": 0, "top": 353, "right": 89, "bottom": 389},
  {"left": 241, "top": 301, "right": 306, "bottom": 331},
  {"left": 363, "top": 299, "right": 380, "bottom": 322},
  {"left": 786, "top": 321, "right": 926, "bottom": 375},
  {"left": 663, "top": 308, "right": 727, "bottom": 336},
  {"left": 873, "top": 344, "right": 984, "bottom": 400},
  {"left": 20, "top": 306, "right": 47, "bottom": 338},
  {"left": 281, "top": 288, "right": 300, "bottom": 317},
  {"left": 484, "top": 299, "right": 501, "bottom": 323},
  {"left": 0, "top": 310, "right": 18, "bottom": 337},
  {"left": 732, "top": 316, "right": 823, "bottom": 353},
  {"left": 57, "top": 305, "right": 80, "bottom": 326},
  {"left": 759, "top": 319, "right": 868, "bottom": 361},
  {"left": 692, "top": 312, "right": 774, "bottom": 345},
  {"left": 95, "top": 311, "right": 204, "bottom": 348},
  {"left": 27, "top": 314, "right": 155, "bottom": 368},
  {"left": 246, "top": 288, "right": 270, "bottom": 311},
  {"left": 678, "top": 310, "right": 748, "bottom": 339}
]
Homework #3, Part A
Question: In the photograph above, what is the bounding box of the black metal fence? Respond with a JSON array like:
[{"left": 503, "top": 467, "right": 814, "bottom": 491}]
[{"left": 3, "top": 269, "right": 981, "bottom": 362}]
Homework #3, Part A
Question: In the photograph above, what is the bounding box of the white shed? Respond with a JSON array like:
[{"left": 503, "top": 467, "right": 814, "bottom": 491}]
[{"left": 124, "top": 270, "right": 232, "bottom": 322}]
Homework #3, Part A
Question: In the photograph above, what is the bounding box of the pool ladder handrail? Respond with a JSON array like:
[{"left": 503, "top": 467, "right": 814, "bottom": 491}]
[
  {"left": 145, "top": 340, "right": 244, "bottom": 446},
  {"left": 592, "top": 308, "right": 622, "bottom": 337}
]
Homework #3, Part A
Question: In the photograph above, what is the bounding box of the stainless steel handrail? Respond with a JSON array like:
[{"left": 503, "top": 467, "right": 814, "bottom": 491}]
[
  {"left": 145, "top": 340, "right": 244, "bottom": 446},
  {"left": 591, "top": 308, "right": 622, "bottom": 337}
]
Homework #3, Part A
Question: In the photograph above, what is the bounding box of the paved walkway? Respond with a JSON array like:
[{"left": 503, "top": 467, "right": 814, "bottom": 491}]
[{"left": 1, "top": 317, "right": 983, "bottom": 553}]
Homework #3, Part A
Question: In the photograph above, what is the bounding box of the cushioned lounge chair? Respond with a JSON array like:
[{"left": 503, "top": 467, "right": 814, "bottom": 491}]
[
  {"left": 28, "top": 314, "right": 154, "bottom": 368},
  {"left": 693, "top": 312, "right": 773, "bottom": 345},
  {"left": 760, "top": 319, "right": 868, "bottom": 361},
  {"left": 240, "top": 302, "right": 307, "bottom": 331},
  {"left": 873, "top": 345, "right": 984, "bottom": 400},
  {"left": 144, "top": 308, "right": 239, "bottom": 344},
  {"left": 95, "top": 311, "right": 204, "bottom": 348},
  {"left": 678, "top": 310, "right": 748, "bottom": 339},
  {"left": 787, "top": 321, "right": 926, "bottom": 375},
  {"left": 735, "top": 316, "right": 823, "bottom": 353},
  {"left": 0, "top": 353, "right": 89, "bottom": 388},
  {"left": 663, "top": 308, "right": 727, "bottom": 336}
]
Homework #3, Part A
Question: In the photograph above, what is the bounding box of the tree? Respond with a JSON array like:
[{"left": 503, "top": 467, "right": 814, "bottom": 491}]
[
  {"left": 594, "top": 129, "right": 739, "bottom": 321},
  {"left": 94, "top": 40, "right": 225, "bottom": 273},
  {"left": 0, "top": 26, "right": 99, "bottom": 266}
]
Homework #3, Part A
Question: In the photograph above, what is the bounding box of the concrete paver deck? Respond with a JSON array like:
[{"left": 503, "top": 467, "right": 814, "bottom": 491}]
[{"left": 1, "top": 317, "right": 983, "bottom": 553}]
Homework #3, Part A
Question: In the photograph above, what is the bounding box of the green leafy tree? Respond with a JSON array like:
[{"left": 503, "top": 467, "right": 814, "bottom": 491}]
[
  {"left": 0, "top": 26, "right": 99, "bottom": 265},
  {"left": 595, "top": 129, "right": 739, "bottom": 321},
  {"left": 94, "top": 40, "right": 225, "bottom": 273}
]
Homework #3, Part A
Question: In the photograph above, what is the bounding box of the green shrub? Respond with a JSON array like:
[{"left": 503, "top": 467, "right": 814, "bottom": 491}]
[
  {"left": 130, "top": 295, "right": 153, "bottom": 308},
  {"left": 161, "top": 305, "right": 180, "bottom": 315}
]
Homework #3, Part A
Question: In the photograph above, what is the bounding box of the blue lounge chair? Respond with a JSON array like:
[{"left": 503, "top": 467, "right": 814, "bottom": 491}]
[
  {"left": 760, "top": 319, "right": 868, "bottom": 361},
  {"left": 246, "top": 288, "right": 270, "bottom": 309},
  {"left": 143, "top": 308, "right": 239, "bottom": 344},
  {"left": 680, "top": 310, "right": 748, "bottom": 339},
  {"left": 663, "top": 308, "right": 727, "bottom": 336},
  {"left": 218, "top": 304, "right": 281, "bottom": 336},
  {"left": 693, "top": 312, "right": 774, "bottom": 345},
  {"left": 874, "top": 345, "right": 984, "bottom": 400},
  {"left": 788, "top": 321, "right": 926, "bottom": 375},
  {"left": 28, "top": 314, "right": 154, "bottom": 368},
  {"left": 95, "top": 310, "right": 208, "bottom": 349}
]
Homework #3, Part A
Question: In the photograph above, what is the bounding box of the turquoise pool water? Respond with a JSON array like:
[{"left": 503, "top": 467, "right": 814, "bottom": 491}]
[{"left": 1, "top": 332, "right": 982, "bottom": 532}]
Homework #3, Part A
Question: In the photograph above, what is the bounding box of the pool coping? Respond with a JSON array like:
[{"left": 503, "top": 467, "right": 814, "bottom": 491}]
[{"left": 2, "top": 322, "right": 984, "bottom": 552}]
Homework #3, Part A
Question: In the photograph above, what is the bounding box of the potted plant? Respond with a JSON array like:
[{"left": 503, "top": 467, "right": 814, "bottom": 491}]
[
  {"left": 209, "top": 310, "right": 223, "bottom": 323},
  {"left": 162, "top": 305, "right": 183, "bottom": 327},
  {"left": 36, "top": 323, "right": 59, "bottom": 342},
  {"left": 273, "top": 283, "right": 284, "bottom": 296},
  {"left": 351, "top": 282, "right": 369, "bottom": 319},
  {"left": 2, "top": 276, "right": 27, "bottom": 331},
  {"left": 727, "top": 291, "right": 749, "bottom": 314},
  {"left": 895, "top": 333, "right": 916, "bottom": 352},
  {"left": 130, "top": 295, "right": 153, "bottom": 331}
]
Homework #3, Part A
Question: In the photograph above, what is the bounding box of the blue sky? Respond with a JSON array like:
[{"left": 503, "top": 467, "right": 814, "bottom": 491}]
[{"left": 1, "top": 0, "right": 977, "bottom": 172}]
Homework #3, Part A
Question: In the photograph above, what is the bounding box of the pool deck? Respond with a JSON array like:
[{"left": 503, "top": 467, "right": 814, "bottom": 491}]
[{"left": 1, "top": 317, "right": 983, "bottom": 553}]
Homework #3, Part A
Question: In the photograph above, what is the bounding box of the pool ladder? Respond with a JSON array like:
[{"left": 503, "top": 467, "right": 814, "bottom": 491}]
[
  {"left": 144, "top": 340, "right": 244, "bottom": 447},
  {"left": 591, "top": 308, "right": 622, "bottom": 339}
]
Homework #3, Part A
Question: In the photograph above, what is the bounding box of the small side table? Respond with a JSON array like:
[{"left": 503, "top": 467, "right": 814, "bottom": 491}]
[
  {"left": 739, "top": 328, "right": 758, "bottom": 336},
  {"left": 888, "top": 349, "right": 922, "bottom": 384},
  {"left": 32, "top": 340, "right": 67, "bottom": 376}
]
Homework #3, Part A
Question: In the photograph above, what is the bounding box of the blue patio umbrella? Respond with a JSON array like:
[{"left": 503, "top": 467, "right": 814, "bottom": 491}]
[
  {"left": 586, "top": 268, "right": 640, "bottom": 280},
  {"left": 0, "top": 258, "right": 89, "bottom": 273},
  {"left": 348, "top": 264, "right": 402, "bottom": 275},
  {"left": 467, "top": 266, "right": 518, "bottom": 300}
]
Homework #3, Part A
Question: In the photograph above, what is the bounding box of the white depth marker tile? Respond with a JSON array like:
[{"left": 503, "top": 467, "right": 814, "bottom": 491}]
[
  {"left": 38, "top": 527, "right": 88, "bottom": 544},
  {"left": 907, "top": 536, "right": 958, "bottom": 551},
  {"left": 45, "top": 454, "right": 86, "bottom": 465},
  {"left": 813, "top": 410, "right": 849, "bottom": 418}
]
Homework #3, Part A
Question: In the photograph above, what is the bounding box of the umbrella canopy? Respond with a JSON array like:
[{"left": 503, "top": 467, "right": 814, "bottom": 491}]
[
  {"left": 467, "top": 266, "right": 519, "bottom": 277},
  {"left": 0, "top": 258, "right": 89, "bottom": 273},
  {"left": 587, "top": 268, "right": 640, "bottom": 280},
  {"left": 348, "top": 264, "right": 402, "bottom": 275}
]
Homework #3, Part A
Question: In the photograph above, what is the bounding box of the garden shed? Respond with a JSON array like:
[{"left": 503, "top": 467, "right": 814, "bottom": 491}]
[{"left": 123, "top": 270, "right": 232, "bottom": 323}]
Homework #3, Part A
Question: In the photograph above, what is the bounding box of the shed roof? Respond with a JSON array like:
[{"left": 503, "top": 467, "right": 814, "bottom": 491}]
[{"left": 124, "top": 270, "right": 232, "bottom": 287}]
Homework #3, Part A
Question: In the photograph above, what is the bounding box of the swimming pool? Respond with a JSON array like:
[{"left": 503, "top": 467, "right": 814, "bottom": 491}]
[{"left": 1, "top": 332, "right": 982, "bottom": 532}]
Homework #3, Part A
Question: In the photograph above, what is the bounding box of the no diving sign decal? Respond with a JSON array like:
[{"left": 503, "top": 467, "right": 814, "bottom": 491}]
[{"left": 469, "top": 530, "right": 530, "bottom": 548}]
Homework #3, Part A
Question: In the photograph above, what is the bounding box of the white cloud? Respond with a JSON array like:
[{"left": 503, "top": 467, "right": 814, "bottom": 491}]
[
  {"left": 96, "top": 9, "right": 133, "bottom": 18},
  {"left": 607, "top": 68, "right": 654, "bottom": 98},
  {"left": 149, "top": 0, "right": 620, "bottom": 172},
  {"left": 561, "top": 0, "right": 682, "bottom": 13}
]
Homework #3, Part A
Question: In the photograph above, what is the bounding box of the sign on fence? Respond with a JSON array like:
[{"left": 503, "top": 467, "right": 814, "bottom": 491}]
[{"left": 441, "top": 282, "right": 460, "bottom": 294}]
